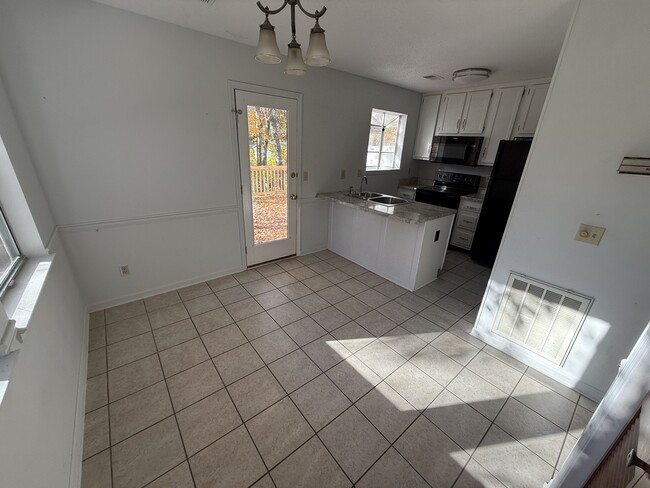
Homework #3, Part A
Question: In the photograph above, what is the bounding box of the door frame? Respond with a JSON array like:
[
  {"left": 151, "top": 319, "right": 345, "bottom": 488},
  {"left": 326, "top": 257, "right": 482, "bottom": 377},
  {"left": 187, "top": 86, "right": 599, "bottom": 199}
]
[{"left": 227, "top": 80, "right": 303, "bottom": 268}]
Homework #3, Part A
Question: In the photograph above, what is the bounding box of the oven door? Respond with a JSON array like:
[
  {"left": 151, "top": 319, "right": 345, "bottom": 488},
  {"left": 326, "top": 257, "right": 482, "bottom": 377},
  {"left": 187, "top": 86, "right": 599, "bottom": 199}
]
[{"left": 429, "top": 136, "right": 483, "bottom": 165}]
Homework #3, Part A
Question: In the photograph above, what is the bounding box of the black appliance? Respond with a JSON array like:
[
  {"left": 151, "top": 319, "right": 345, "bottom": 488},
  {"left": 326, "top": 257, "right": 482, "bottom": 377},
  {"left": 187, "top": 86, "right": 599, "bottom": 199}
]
[
  {"left": 428, "top": 136, "right": 484, "bottom": 165},
  {"left": 415, "top": 171, "right": 481, "bottom": 209},
  {"left": 470, "top": 140, "right": 532, "bottom": 265}
]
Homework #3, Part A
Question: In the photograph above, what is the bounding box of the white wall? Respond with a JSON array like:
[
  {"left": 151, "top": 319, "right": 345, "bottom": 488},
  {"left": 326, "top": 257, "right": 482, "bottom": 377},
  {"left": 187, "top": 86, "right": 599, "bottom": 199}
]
[
  {"left": 474, "top": 0, "right": 650, "bottom": 399},
  {"left": 0, "top": 0, "right": 422, "bottom": 308}
]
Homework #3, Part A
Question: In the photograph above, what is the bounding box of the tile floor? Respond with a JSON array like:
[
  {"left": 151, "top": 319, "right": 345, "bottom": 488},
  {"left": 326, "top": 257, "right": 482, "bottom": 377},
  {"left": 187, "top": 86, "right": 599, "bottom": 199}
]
[{"left": 82, "top": 249, "right": 597, "bottom": 488}]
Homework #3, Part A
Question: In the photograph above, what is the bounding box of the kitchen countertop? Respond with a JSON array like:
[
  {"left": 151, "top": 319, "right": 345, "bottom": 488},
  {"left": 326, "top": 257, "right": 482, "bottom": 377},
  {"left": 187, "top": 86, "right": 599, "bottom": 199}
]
[{"left": 318, "top": 192, "right": 456, "bottom": 225}]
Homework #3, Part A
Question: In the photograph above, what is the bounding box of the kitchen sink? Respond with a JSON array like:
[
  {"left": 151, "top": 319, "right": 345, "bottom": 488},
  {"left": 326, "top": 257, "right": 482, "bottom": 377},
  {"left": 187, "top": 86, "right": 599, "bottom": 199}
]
[
  {"left": 360, "top": 191, "right": 382, "bottom": 199},
  {"left": 368, "top": 195, "right": 409, "bottom": 206}
]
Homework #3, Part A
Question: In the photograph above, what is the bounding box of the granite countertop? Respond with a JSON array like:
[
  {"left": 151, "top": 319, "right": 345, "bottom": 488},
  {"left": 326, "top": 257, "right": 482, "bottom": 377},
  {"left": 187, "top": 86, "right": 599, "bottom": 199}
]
[
  {"left": 318, "top": 192, "right": 456, "bottom": 224},
  {"left": 462, "top": 193, "right": 485, "bottom": 204}
]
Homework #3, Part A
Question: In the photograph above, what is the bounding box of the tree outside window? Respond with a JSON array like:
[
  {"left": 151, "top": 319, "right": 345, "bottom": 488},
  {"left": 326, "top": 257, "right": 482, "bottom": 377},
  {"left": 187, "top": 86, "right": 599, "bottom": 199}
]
[{"left": 366, "top": 108, "right": 407, "bottom": 171}]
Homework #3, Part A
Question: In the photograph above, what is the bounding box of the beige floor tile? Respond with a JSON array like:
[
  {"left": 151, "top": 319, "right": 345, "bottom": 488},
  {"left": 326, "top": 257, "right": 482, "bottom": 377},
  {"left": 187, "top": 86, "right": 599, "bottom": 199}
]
[
  {"left": 279, "top": 282, "right": 312, "bottom": 301},
  {"left": 105, "top": 300, "right": 146, "bottom": 324},
  {"left": 213, "top": 343, "right": 265, "bottom": 385},
  {"left": 356, "top": 447, "right": 429, "bottom": 488},
  {"left": 288, "top": 266, "right": 318, "bottom": 281},
  {"left": 144, "top": 291, "right": 181, "bottom": 313},
  {"left": 254, "top": 289, "right": 291, "bottom": 310},
  {"left": 395, "top": 416, "right": 469, "bottom": 488},
  {"left": 242, "top": 278, "right": 276, "bottom": 296},
  {"left": 322, "top": 269, "right": 352, "bottom": 285},
  {"left": 108, "top": 354, "right": 163, "bottom": 402},
  {"left": 578, "top": 395, "right": 599, "bottom": 413},
  {"left": 251, "top": 474, "right": 275, "bottom": 488},
  {"left": 482, "top": 345, "right": 527, "bottom": 372},
  {"left": 146, "top": 462, "right": 194, "bottom": 488},
  {"left": 177, "top": 282, "right": 213, "bottom": 302},
  {"left": 153, "top": 319, "right": 198, "bottom": 351},
  {"left": 424, "top": 390, "right": 491, "bottom": 454},
  {"left": 380, "top": 326, "right": 428, "bottom": 359},
  {"left": 557, "top": 433, "right": 578, "bottom": 470},
  {"left": 184, "top": 293, "right": 222, "bottom": 317},
  {"left": 419, "top": 303, "right": 461, "bottom": 329},
  {"left": 356, "top": 270, "right": 386, "bottom": 288},
  {"left": 190, "top": 425, "right": 266, "bottom": 488},
  {"left": 356, "top": 382, "right": 418, "bottom": 442},
  {"left": 447, "top": 369, "right": 508, "bottom": 421},
  {"left": 87, "top": 347, "right": 107, "bottom": 378},
  {"left": 269, "top": 349, "right": 321, "bottom": 393},
  {"left": 374, "top": 281, "right": 408, "bottom": 300},
  {"left": 83, "top": 406, "right": 109, "bottom": 460},
  {"left": 89, "top": 310, "right": 106, "bottom": 329},
  {"left": 237, "top": 311, "right": 280, "bottom": 341},
  {"left": 278, "top": 258, "right": 303, "bottom": 271},
  {"left": 81, "top": 449, "right": 111, "bottom": 488},
  {"left": 234, "top": 269, "right": 264, "bottom": 284},
  {"left": 88, "top": 326, "right": 106, "bottom": 351},
  {"left": 431, "top": 331, "right": 480, "bottom": 366},
  {"left": 110, "top": 381, "right": 173, "bottom": 444},
  {"left": 308, "top": 260, "right": 336, "bottom": 275},
  {"left": 467, "top": 350, "right": 524, "bottom": 394},
  {"left": 267, "top": 271, "right": 298, "bottom": 288},
  {"left": 215, "top": 284, "right": 251, "bottom": 306},
  {"left": 340, "top": 263, "right": 366, "bottom": 277},
  {"left": 569, "top": 405, "right": 592, "bottom": 438},
  {"left": 331, "top": 322, "right": 375, "bottom": 353},
  {"left": 302, "top": 334, "right": 351, "bottom": 371},
  {"left": 395, "top": 292, "right": 431, "bottom": 313},
  {"left": 302, "top": 275, "right": 333, "bottom": 292},
  {"left": 327, "top": 356, "right": 382, "bottom": 402},
  {"left": 413, "top": 285, "right": 446, "bottom": 303},
  {"left": 473, "top": 425, "right": 554, "bottom": 488},
  {"left": 526, "top": 368, "right": 580, "bottom": 403},
  {"left": 356, "top": 288, "right": 391, "bottom": 308},
  {"left": 293, "top": 293, "right": 330, "bottom": 315},
  {"left": 166, "top": 360, "right": 224, "bottom": 411},
  {"left": 251, "top": 329, "right": 299, "bottom": 363},
  {"left": 207, "top": 275, "right": 239, "bottom": 292},
  {"left": 296, "top": 254, "right": 322, "bottom": 266},
  {"left": 158, "top": 337, "right": 209, "bottom": 377},
  {"left": 409, "top": 345, "right": 463, "bottom": 386},
  {"left": 335, "top": 297, "right": 372, "bottom": 320},
  {"left": 267, "top": 302, "right": 306, "bottom": 327},
  {"left": 201, "top": 324, "right": 247, "bottom": 358},
  {"left": 319, "top": 407, "right": 389, "bottom": 482},
  {"left": 247, "top": 397, "right": 314, "bottom": 468},
  {"left": 337, "top": 278, "right": 369, "bottom": 295},
  {"left": 111, "top": 417, "right": 185, "bottom": 488},
  {"left": 454, "top": 459, "right": 507, "bottom": 488},
  {"left": 495, "top": 398, "right": 566, "bottom": 466},
  {"left": 283, "top": 316, "right": 327, "bottom": 347},
  {"left": 376, "top": 301, "right": 415, "bottom": 324},
  {"left": 427, "top": 277, "right": 458, "bottom": 294},
  {"left": 511, "top": 375, "right": 575, "bottom": 430},
  {"left": 256, "top": 262, "right": 284, "bottom": 277},
  {"left": 311, "top": 306, "right": 351, "bottom": 332},
  {"left": 86, "top": 373, "right": 108, "bottom": 412},
  {"left": 355, "top": 310, "right": 398, "bottom": 338},
  {"left": 148, "top": 303, "right": 190, "bottom": 330},
  {"left": 107, "top": 332, "right": 157, "bottom": 370},
  {"left": 106, "top": 314, "right": 151, "bottom": 345},
  {"left": 271, "top": 436, "right": 350, "bottom": 488},
  {"left": 317, "top": 285, "right": 352, "bottom": 305},
  {"left": 191, "top": 307, "right": 233, "bottom": 335},
  {"left": 177, "top": 389, "right": 241, "bottom": 456},
  {"left": 401, "top": 315, "right": 444, "bottom": 343},
  {"left": 355, "top": 340, "right": 407, "bottom": 378},
  {"left": 449, "top": 287, "right": 483, "bottom": 307},
  {"left": 290, "top": 374, "right": 351, "bottom": 431},
  {"left": 227, "top": 367, "right": 286, "bottom": 421},
  {"left": 448, "top": 318, "right": 486, "bottom": 349},
  {"left": 385, "top": 362, "right": 443, "bottom": 410}
]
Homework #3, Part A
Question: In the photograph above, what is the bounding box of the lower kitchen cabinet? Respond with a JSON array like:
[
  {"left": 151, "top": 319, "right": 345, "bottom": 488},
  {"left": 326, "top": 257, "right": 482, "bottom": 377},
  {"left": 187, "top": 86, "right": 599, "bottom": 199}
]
[{"left": 450, "top": 197, "right": 483, "bottom": 250}]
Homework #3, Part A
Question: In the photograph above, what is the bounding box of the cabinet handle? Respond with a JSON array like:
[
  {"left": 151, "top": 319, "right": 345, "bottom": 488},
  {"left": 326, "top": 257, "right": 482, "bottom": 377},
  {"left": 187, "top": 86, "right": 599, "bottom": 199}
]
[
  {"left": 457, "top": 119, "right": 461, "bottom": 130},
  {"left": 462, "top": 119, "right": 467, "bottom": 130}
]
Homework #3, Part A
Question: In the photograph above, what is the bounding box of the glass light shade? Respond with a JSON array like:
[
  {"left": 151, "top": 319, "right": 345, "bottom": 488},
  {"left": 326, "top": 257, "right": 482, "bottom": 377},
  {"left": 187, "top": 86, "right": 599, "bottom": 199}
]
[
  {"left": 255, "top": 19, "right": 282, "bottom": 64},
  {"left": 285, "top": 43, "right": 307, "bottom": 75},
  {"left": 305, "top": 24, "right": 331, "bottom": 67}
]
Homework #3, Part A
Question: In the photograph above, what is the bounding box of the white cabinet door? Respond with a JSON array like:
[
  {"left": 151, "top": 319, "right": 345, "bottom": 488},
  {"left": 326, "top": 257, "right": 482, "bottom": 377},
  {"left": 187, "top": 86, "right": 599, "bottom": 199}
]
[
  {"left": 460, "top": 90, "right": 492, "bottom": 134},
  {"left": 413, "top": 95, "right": 441, "bottom": 160},
  {"left": 513, "top": 83, "right": 550, "bottom": 137},
  {"left": 480, "top": 86, "right": 525, "bottom": 165},
  {"left": 436, "top": 93, "right": 466, "bottom": 135}
]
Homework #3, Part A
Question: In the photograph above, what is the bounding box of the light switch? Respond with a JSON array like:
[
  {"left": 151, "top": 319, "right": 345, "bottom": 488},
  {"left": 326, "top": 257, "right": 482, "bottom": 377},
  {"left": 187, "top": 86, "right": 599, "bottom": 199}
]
[
  {"left": 303, "top": 171, "right": 308, "bottom": 181},
  {"left": 340, "top": 169, "right": 346, "bottom": 179},
  {"left": 574, "top": 224, "right": 606, "bottom": 245}
]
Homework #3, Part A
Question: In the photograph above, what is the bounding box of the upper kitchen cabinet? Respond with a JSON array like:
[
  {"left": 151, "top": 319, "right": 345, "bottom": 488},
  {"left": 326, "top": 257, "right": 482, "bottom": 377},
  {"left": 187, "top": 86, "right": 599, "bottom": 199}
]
[
  {"left": 480, "top": 86, "right": 525, "bottom": 165},
  {"left": 436, "top": 90, "right": 492, "bottom": 135},
  {"left": 412, "top": 94, "right": 441, "bottom": 160},
  {"left": 512, "top": 83, "right": 550, "bottom": 137},
  {"left": 436, "top": 93, "right": 466, "bottom": 134}
]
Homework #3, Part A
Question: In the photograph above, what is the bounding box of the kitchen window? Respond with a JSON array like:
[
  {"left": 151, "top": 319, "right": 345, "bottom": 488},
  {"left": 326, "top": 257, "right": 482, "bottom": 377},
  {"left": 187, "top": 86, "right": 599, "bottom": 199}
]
[
  {"left": 0, "top": 206, "right": 22, "bottom": 295},
  {"left": 365, "top": 108, "right": 407, "bottom": 172}
]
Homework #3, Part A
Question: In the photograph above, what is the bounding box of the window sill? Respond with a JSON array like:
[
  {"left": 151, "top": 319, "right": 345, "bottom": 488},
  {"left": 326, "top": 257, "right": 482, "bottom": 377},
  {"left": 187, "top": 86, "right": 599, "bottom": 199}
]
[{"left": 365, "top": 169, "right": 402, "bottom": 175}]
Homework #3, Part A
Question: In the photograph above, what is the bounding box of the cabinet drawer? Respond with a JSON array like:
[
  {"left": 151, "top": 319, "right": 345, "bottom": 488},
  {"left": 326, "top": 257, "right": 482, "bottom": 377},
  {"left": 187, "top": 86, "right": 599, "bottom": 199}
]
[
  {"left": 456, "top": 212, "right": 478, "bottom": 231},
  {"left": 459, "top": 199, "right": 483, "bottom": 213},
  {"left": 451, "top": 228, "right": 474, "bottom": 250}
]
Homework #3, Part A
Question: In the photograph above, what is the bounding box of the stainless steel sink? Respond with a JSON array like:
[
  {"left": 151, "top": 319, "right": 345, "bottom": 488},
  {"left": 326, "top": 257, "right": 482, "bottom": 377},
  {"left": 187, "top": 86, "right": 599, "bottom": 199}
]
[
  {"left": 368, "top": 195, "right": 409, "bottom": 206},
  {"left": 360, "top": 191, "right": 383, "bottom": 199}
]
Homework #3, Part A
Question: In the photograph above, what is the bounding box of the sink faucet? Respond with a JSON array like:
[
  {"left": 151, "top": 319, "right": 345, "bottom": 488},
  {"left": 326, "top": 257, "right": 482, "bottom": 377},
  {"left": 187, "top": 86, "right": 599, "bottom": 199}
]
[{"left": 359, "top": 175, "right": 368, "bottom": 197}]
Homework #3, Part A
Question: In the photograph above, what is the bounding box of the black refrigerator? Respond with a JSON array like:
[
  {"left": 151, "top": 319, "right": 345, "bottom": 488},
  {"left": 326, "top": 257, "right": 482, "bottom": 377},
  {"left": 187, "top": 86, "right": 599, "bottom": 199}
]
[{"left": 470, "top": 140, "right": 532, "bottom": 265}]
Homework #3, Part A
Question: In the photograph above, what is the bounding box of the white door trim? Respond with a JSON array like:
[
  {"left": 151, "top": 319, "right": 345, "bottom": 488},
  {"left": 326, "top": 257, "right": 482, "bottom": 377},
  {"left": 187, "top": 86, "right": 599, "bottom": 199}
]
[{"left": 227, "top": 81, "right": 303, "bottom": 266}]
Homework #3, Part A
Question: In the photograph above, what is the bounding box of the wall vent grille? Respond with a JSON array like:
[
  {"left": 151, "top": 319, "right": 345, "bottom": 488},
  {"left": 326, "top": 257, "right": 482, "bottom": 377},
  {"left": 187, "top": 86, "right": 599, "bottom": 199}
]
[
  {"left": 423, "top": 74, "right": 444, "bottom": 81},
  {"left": 492, "top": 273, "right": 592, "bottom": 365}
]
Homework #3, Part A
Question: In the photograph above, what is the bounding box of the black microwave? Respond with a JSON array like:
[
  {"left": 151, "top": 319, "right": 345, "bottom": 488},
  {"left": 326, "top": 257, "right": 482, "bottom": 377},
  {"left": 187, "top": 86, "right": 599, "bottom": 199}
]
[{"left": 429, "top": 136, "right": 483, "bottom": 165}]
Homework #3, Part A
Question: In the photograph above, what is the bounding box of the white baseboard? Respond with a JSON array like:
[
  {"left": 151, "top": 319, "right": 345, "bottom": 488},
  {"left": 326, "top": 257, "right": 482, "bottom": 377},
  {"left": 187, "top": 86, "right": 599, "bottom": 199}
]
[
  {"left": 88, "top": 265, "right": 245, "bottom": 312},
  {"left": 69, "top": 307, "right": 89, "bottom": 488},
  {"left": 299, "top": 245, "right": 328, "bottom": 256}
]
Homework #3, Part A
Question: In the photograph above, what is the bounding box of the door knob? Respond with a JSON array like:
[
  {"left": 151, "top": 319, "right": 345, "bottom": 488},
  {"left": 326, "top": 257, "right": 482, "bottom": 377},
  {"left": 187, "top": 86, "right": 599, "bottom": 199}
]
[
  {"left": 290, "top": 194, "right": 298, "bottom": 200},
  {"left": 627, "top": 449, "right": 650, "bottom": 475},
  {"left": 290, "top": 172, "right": 297, "bottom": 178}
]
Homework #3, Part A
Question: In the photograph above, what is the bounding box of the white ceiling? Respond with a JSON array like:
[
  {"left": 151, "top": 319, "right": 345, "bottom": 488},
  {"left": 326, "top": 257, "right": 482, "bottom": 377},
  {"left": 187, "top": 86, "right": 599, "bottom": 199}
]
[{"left": 91, "top": 0, "right": 577, "bottom": 93}]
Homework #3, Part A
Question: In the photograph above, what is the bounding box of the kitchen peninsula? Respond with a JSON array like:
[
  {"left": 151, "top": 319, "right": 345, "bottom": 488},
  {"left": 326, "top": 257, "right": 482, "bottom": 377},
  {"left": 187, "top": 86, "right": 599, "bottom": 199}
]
[{"left": 319, "top": 192, "right": 456, "bottom": 291}]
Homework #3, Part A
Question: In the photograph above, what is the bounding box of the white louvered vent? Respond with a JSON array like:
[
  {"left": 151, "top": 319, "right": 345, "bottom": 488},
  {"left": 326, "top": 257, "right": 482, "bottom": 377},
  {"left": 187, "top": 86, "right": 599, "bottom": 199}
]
[{"left": 492, "top": 273, "right": 592, "bottom": 365}]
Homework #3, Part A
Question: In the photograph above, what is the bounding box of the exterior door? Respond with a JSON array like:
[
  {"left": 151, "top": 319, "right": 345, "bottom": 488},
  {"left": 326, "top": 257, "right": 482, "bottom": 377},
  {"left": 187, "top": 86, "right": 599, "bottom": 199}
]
[{"left": 235, "top": 89, "right": 298, "bottom": 266}]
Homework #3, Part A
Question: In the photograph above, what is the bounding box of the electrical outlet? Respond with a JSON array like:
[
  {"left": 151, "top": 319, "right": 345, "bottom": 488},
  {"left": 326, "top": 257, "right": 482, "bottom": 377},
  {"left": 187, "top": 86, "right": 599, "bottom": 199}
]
[
  {"left": 303, "top": 171, "right": 308, "bottom": 181},
  {"left": 340, "top": 169, "right": 346, "bottom": 180},
  {"left": 357, "top": 169, "right": 363, "bottom": 177},
  {"left": 119, "top": 265, "right": 130, "bottom": 276},
  {"left": 574, "top": 224, "right": 606, "bottom": 245}
]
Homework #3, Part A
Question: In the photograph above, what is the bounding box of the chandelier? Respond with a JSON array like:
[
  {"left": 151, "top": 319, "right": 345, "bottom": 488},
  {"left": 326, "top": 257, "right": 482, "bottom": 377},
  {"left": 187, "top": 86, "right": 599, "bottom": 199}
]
[{"left": 254, "top": 0, "right": 331, "bottom": 75}]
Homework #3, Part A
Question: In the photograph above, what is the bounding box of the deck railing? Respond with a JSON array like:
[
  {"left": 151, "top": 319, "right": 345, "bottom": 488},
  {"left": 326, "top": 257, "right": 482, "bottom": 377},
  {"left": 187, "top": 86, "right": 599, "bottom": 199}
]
[{"left": 250, "top": 165, "right": 287, "bottom": 194}]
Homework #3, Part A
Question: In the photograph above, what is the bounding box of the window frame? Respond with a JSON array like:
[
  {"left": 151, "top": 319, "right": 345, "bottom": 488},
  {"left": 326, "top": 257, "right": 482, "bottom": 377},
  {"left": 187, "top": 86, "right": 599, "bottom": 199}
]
[
  {"left": 365, "top": 108, "right": 408, "bottom": 172},
  {"left": 0, "top": 205, "right": 23, "bottom": 297}
]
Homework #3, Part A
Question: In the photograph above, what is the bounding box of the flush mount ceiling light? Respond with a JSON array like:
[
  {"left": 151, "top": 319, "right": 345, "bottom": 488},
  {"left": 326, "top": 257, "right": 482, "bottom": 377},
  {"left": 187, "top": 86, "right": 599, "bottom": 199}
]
[
  {"left": 452, "top": 68, "right": 491, "bottom": 84},
  {"left": 255, "top": 0, "right": 331, "bottom": 76}
]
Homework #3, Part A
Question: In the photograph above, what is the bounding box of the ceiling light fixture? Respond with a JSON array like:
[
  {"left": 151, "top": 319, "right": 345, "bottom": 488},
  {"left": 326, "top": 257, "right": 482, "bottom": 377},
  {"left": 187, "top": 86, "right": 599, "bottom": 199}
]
[
  {"left": 255, "top": 0, "right": 331, "bottom": 75},
  {"left": 452, "top": 68, "right": 491, "bottom": 84}
]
